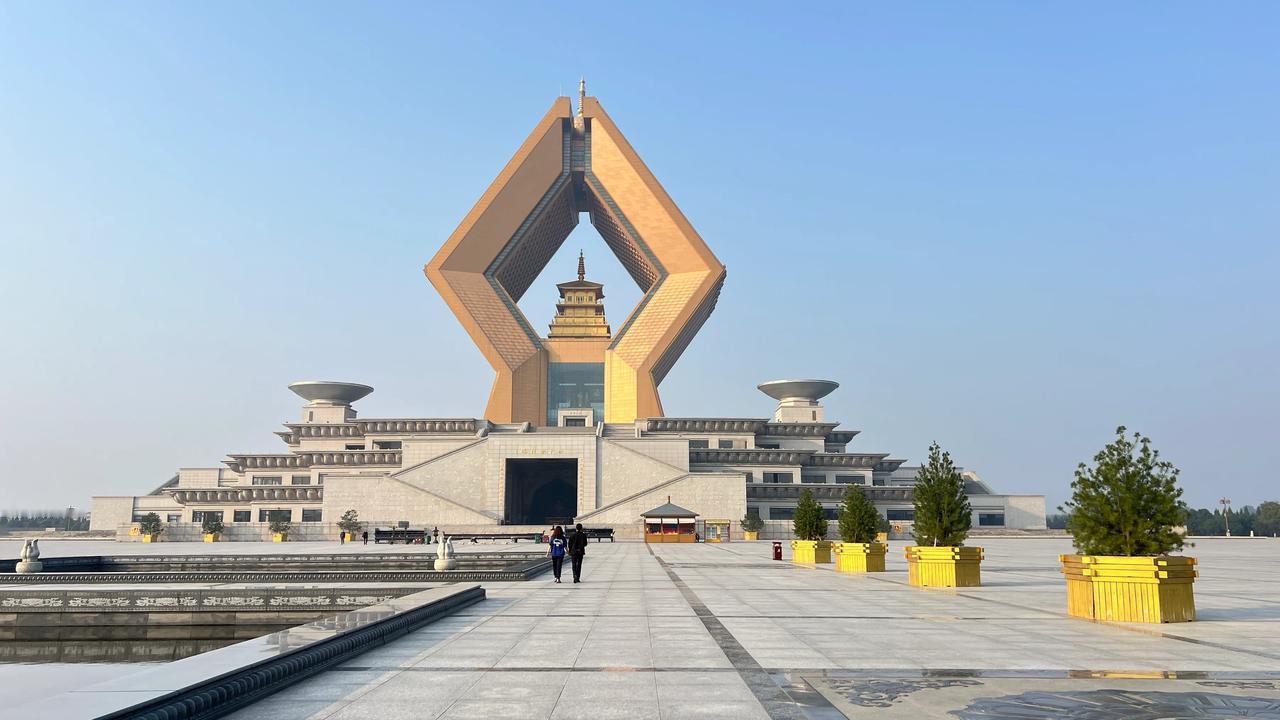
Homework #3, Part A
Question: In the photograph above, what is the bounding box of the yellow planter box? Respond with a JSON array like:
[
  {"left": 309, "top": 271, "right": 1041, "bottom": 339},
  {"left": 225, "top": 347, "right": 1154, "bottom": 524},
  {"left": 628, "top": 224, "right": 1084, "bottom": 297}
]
[
  {"left": 743, "top": 531, "right": 759, "bottom": 541},
  {"left": 1060, "top": 554, "right": 1197, "bottom": 623},
  {"left": 875, "top": 532, "right": 889, "bottom": 543},
  {"left": 272, "top": 533, "right": 287, "bottom": 543},
  {"left": 202, "top": 534, "right": 218, "bottom": 543},
  {"left": 792, "top": 540, "right": 833, "bottom": 564},
  {"left": 141, "top": 534, "right": 158, "bottom": 543},
  {"left": 833, "top": 542, "right": 887, "bottom": 573},
  {"left": 905, "top": 546, "right": 983, "bottom": 587}
]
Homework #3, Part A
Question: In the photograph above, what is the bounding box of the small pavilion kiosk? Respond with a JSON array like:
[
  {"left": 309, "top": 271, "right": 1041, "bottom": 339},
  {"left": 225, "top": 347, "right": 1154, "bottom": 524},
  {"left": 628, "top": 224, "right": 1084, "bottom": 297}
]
[{"left": 642, "top": 499, "right": 698, "bottom": 543}]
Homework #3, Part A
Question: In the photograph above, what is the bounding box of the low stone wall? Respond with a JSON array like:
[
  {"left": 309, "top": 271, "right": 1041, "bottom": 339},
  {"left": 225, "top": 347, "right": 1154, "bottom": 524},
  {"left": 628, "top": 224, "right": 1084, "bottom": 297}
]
[{"left": 17, "top": 584, "right": 486, "bottom": 719}]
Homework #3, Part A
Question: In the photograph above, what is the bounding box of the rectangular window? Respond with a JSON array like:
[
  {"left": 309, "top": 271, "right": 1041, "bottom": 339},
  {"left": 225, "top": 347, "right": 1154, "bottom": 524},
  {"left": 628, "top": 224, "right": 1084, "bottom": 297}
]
[
  {"left": 259, "top": 509, "right": 292, "bottom": 523},
  {"left": 191, "top": 511, "right": 223, "bottom": 523},
  {"left": 564, "top": 417, "right": 587, "bottom": 427},
  {"left": 801, "top": 475, "right": 826, "bottom": 484},
  {"left": 978, "top": 512, "right": 1005, "bottom": 527},
  {"left": 546, "top": 362, "right": 605, "bottom": 425},
  {"left": 822, "top": 507, "right": 839, "bottom": 520},
  {"left": 834, "top": 474, "right": 865, "bottom": 485},
  {"left": 345, "top": 444, "right": 365, "bottom": 451},
  {"left": 769, "top": 506, "right": 795, "bottom": 520},
  {"left": 251, "top": 476, "right": 283, "bottom": 486},
  {"left": 746, "top": 506, "right": 760, "bottom": 519},
  {"left": 745, "top": 471, "right": 754, "bottom": 483},
  {"left": 373, "top": 440, "right": 402, "bottom": 450},
  {"left": 887, "top": 509, "right": 914, "bottom": 522},
  {"left": 763, "top": 472, "right": 793, "bottom": 484},
  {"left": 756, "top": 442, "right": 780, "bottom": 450},
  {"left": 301, "top": 509, "right": 323, "bottom": 523},
  {"left": 166, "top": 514, "right": 182, "bottom": 523},
  {"left": 872, "top": 476, "right": 886, "bottom": 486},
  {"left": 689, "top": 439, "right": 709, "bottom": 449},
  {"left": 290, "top": 475, "right": 311, "bottom": 485},
  {"left": 233, "top": 510, "right": 251, "bottom": 523}
]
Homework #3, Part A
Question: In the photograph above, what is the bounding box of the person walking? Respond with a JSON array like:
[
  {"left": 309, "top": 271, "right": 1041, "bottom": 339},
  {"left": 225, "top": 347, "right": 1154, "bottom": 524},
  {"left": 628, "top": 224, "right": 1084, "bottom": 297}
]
[
  {"left": 361, "top": 530, "right": 368, "bottom": 545},
  {"left": 546, "top": 526, "right": 567, "bottom": 583},
  {"left": 568, "top": 523, "right": 588, "bottom": 583},
  {"left": 339, "top": 530, "right": 346, "bottom": 545}
]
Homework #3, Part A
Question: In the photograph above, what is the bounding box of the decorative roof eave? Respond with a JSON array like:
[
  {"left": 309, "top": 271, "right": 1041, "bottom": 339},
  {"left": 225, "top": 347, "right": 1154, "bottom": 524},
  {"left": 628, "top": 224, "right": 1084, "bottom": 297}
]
[
  {"left": 281, "top": 423, "right": 362, "bottom": 440},
  {"left": 825, "top": 430, "right": 860, "bottom": 444},
  {"left": 690, "top": 448, "right": 813, "bottom": 465},
  {"left": 640, "top": 501, "right": 698, "bottom": 518},
  {"left": 759, "top": 422, "right": 840, "bottom": 438},
  {"left": 876, "top": 458, "right": 908, "bottom": 472},
  {"left": 224, "top": 451, "right": 403, "bottom": 473},
  {"left": 355, "top": 419, "right": 479, "bottom": 434},
  {"left": 171, "top": 487, "right": 324, "bottom": 505},
  {"left": 642, "top": 418, "right": 768, "bottom": 434},
  {"left": 806, "top": 453, "right": 891, "bottom": 469},
  {"left": 275, "top": 430, "right": 299, "bottom": 445},
  {"left": 746, "top": 484, "right": 914, "bottom": 503}
]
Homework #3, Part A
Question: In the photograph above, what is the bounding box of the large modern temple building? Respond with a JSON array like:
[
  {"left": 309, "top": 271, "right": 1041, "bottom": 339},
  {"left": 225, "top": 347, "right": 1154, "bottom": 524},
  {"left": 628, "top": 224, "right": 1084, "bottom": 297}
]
[{"left": 90, "top": 85, "right": 1046, "bottom": 539}]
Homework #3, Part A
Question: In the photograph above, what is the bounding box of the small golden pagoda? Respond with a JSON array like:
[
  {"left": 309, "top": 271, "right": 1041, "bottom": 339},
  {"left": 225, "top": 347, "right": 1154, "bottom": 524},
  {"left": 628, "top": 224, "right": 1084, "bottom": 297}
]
[{"left": 548, "top": 252, "right": 611, "bottom": 338}]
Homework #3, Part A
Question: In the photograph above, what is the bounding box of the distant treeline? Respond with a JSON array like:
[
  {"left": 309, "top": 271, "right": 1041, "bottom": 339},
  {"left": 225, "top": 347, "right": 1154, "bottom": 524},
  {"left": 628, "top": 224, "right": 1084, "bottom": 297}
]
[
  {"left": 0, "top": 510, "right": 90, "bottom": 531},
  {"left": 1049, "top": 501, "right": 1280, "bottom": 537}
]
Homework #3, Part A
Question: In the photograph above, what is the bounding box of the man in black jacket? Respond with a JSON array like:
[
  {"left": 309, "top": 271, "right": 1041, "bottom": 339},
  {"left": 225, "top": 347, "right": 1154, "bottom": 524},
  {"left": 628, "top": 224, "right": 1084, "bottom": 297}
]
[{"left": 567, "top": 523, "right": 588, "bottom": 583}]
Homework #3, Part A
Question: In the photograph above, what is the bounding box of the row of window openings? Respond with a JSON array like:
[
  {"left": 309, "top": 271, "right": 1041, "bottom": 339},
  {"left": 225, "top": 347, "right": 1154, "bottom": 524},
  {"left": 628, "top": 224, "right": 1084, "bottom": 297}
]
[
  {"left": 746, "top": 471, "right": 885, "bottom": 486},
  {"left": 748, "top": 507, "right": 1004, "bottom": 525},
  {"left": 689, "top": 439, "right": 748, "bottom": 449},
  {"left": 251, "top": 475, "right": 323, "bottom": 485},
  {"left": 174, "top": 509, "right": 323, "bottom": 523}
]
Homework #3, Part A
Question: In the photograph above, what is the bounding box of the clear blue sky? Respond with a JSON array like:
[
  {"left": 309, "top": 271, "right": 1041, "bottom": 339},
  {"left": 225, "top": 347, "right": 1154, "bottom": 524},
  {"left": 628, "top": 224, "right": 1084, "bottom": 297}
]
[{"left": 1, "top": 3, "right": 1277, "bottom": 512}]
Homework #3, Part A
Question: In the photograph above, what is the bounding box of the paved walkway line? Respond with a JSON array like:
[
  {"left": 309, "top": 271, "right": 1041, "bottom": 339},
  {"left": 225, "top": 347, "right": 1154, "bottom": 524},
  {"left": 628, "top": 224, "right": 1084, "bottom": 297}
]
[{"left": 648, "top": 545, "right": 813, "bottom": 720}]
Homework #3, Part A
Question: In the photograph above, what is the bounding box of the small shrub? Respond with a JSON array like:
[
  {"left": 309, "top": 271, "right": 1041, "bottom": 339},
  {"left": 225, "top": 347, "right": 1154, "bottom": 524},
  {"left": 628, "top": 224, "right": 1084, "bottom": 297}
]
[
  {"left": 793, "top": 488, "right": 828, "bottom": 541},
  {"left": 337, "top": 509, "right": 362, "bottom": 535},
  {"left": 837, "top": 485, "right": 880, "bottom": 544},
  {"left": 741, "top": 512, "right": 764, "bottom": 533},
  {"left": 911, "top": 442, "right": 972, "bottom": 547},
  {"left": 138, "top": 512, "right": 164, "bottom": 537},
  {"left": 201, "top": 515, "right": 224, "bottom": 535},
  {"left": 1063, "top": 426, "right": 1188, "bottom": 556}
]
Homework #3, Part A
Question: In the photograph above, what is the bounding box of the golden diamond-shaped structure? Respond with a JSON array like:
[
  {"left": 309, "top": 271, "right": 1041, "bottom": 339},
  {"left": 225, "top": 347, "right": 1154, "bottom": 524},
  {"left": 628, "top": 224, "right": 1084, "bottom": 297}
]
[{"left": 425, "top": 86, "right": 725, "bottom": 425}]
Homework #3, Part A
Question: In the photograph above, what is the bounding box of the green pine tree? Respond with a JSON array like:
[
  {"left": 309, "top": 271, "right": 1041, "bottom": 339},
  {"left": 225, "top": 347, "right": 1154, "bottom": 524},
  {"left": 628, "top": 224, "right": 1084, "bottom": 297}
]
[
  {"left": 793, "top": 488, "right": 828, "bottom": 541},
  {"left": 138, "top": 512, "right": 164, "bottom": 537},
  {"left": 911, "top": 442, "right": 972, "bottom": 547},
  {"left": 1062, "top": 426, "right": 1188, "bottom": 556},
  {"left": 837, "top": 485, "right": 880, "bottom": 543},
  {"left": 338, "top": 509, "right": 363, "bottom": 534}
]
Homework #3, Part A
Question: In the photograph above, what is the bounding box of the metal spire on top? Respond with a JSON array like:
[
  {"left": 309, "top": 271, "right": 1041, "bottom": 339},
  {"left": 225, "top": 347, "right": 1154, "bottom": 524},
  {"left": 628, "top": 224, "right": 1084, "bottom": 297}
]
[
  {"left": 577, "top": 250, "right": 586, "bottom": 281},
  {"left": 576, "top": 77, "right": 586, "bottom": 118}
]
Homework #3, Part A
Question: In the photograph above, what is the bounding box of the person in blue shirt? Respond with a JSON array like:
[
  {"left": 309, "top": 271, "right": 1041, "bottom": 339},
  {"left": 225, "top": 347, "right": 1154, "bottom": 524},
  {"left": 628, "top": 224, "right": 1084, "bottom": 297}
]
[{"left": 546, "top": 525, "right": 567, "bottom": 583}]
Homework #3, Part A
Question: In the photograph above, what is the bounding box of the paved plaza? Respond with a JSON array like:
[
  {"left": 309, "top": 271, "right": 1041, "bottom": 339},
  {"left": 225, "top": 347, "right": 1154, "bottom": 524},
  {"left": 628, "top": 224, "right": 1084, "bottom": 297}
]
[{"left": 167, "top": 537, "right": 1280, "bottom": 719}]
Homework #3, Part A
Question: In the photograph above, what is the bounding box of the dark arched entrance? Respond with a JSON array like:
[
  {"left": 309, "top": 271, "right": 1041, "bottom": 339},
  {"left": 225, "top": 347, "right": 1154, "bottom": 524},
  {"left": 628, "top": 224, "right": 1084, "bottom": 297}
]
[{"left": 504, "top": 459, "right": 577, "bottom": 525}]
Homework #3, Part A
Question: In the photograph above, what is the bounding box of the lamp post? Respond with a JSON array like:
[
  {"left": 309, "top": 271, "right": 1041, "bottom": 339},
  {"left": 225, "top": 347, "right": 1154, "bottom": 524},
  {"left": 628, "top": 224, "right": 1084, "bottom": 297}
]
[{"left": 1220, "top": 497, "right": 1231, "bottom": 537}]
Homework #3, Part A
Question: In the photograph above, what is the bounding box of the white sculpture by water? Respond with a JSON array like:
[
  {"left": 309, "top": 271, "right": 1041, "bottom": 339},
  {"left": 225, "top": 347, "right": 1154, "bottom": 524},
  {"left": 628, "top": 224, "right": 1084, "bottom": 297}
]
[
  {"left": 16, "top": 538, "right": 43, "bottom": 574},
  {"left": 434, "top": 533, "right": 458, "bottom": 571}
]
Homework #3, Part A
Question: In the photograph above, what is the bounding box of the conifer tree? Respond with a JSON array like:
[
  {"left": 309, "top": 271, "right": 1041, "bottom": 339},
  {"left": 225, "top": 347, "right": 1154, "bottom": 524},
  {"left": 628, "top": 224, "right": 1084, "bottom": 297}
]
[
  {"left": 793, "top": 488, "right": 828, "bottom": 541},
  {"left": 911, "top": 442, "right": 972, "bottom": 547},
  {"left": 837, "top": 485, "right": 880, "bottom": 544},
  {"left": 1063, "top": 426, "right": 1188, "bottom": 556}
]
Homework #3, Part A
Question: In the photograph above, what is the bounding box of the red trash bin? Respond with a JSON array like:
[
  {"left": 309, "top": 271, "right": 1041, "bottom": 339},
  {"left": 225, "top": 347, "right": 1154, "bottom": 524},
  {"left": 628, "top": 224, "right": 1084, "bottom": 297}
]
[{"left": 772, "top": 541, "right": 783, "bottom": 561}]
